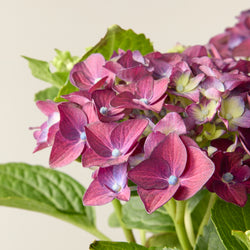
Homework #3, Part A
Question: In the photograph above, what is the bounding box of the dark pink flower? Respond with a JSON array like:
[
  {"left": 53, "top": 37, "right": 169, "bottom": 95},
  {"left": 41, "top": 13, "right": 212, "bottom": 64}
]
[
  {"left": 206, "top": 151, "right": 250, "bottom": 206},
  {"left": 49, "top": 102, "right": 88, "bottom": 167},
  {"left": 111, "top": 76, "right": 168, "bottom": 112},
  {"left": 169, "top": 61, "right": 204, "bottom": 102},
  {"left": 239, "top": 127, "right": 250, "bottom": 155},
  {"left": 82, "top": 119, "right": 149, "bottom": 167},
  {"left": 83, "top": 163, "right": 130, "bottom": 206},
  {"left": 31, "top": 100, "right": 60, "bottom": 153},
  {"left": 92, "top": 89, "right": 129, "bottom": 122},
  {"left": 104, "top": 50, "right": 151, "bottom": 83},
  {"left": 70, "top": 53, "right": 115, "bottom": 92},
  {"left": 128, "top": 133, "right": 214, "bottom": 213}
]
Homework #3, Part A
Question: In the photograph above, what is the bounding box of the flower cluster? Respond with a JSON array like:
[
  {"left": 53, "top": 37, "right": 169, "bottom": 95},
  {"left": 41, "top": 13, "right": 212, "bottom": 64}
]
[{"left": 32, "top": 10, "right": 250, "bottom": 213}]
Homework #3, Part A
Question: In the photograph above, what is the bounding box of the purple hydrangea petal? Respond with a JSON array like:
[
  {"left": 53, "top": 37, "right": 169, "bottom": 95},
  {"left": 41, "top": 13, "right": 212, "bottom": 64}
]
[
  {"left": 173, "top": 146, "right": 214, "bottom": 200},
  {"left": 128, "top": 158, "right": 170, "bottom": 190},
  {"left": 138, "top": 185, "right": 180, "bottom": 214},
  {"left": 49, "top": 132, "right": 85, "bottom": 168},
  {"left": 111, "top": 119, "right": 148, "bottom": 154},
  {"left": 151, "top": 133, "right": 187, "bottom": 177},
  {"left": 82, "top": 178, "right": 116, "bottom": 206}
]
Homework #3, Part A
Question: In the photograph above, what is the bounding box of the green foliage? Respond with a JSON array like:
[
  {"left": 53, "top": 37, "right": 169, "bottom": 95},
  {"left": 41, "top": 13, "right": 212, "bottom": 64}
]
[
  {"left": 195, "top": 220, "right": 225, "bottom": 250},
  {"left": 80, "top": 24, "right": 154, "bottom": 61},
  {"left": 0, "top": 163, "right": 98, "bottom": 236},
  {"left": 89, "top": 241, "right": 147, "bottom": 250},
  {"left": 54, "top": 79, "right": 79, "bottom": 102},
  {"left": 187, "top": 189, "right": 211, "bottom": 236},
  {"left": 146, "top": 232, "right": 180, "bottom": 248},
  {"left": 52, "top": 49, "right": 79, "bottom": 72},
  {"left": 23, "top": 56, "right": 68, "bottom": 88},
  {"left": 108, "top": 211, "right": 120, "bottom": 228},
  {"left": 211, "top": 195, "right": 250, "bottom": 250},
  {"left": 231, "top": 230, "right": 250, "bottom": 249},
  {"left": 122, "top": 197, "right": 174, "bottom": 232},
  {"left": 34, "top": 86, "right": 59, "bottom": 101}
]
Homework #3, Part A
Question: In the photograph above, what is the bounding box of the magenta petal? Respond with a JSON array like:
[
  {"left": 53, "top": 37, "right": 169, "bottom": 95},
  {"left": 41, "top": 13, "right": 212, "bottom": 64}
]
[
  {"left": 150, "top": 78, "right": 169, "bottom": 103},
  {"left": 232, "top": 39, "right": 250, "bottom": 57},
  {"left": 59, "top": 103, "right": 87, "bottom": 140},
  {"left": 116, "top": 185, "right": 130, "bottom": 201},
  {"left": 138, "top": 185, "right": 180, "bottom": 214},
  {"left": 82, "top": 148, "right": 106, "bottom": 167},
  {"left": 88, "top": 76, "right": 108, "bottom": 93},
  {"left": 128, "top": 158, "right": 170, "bottom": 189},
  {"left": 36, "top": 100, "right": 57, "bottom": 116},
  {"left": 136, "top": 76, "right": 154, "bottom": 100},
  {"left": 49, "top": 132, "right": 85, "bottom": 168},
  {"left": 111, "top": 119, "right": 148, "bottom": 153},
  {"left": 117, "top": 66, "right": 149, "bottom": 82},
  {"left": 151, "top": 133, "right": 187, "bottom": 176},
  {"left": 174, "top": 146, "right": 214, "bottom": 200},
  {"left": 85, "top": 122, "right": 115, "bottom": 157},
  {"left": 62, "top": 91, "right": 91, "bottom": 106},
  {"left": 83, "top": 179, "right": 115, "bottom": 206},
  {"left": 98, "top": 163, "right": 128, "bottom": 190},
  {"left": 82, "top": 148, "right": 130, "bottom": 168},
  {"left": 144, "top": 131, "right": 166, "bottom": 158},
  {"left": 83, "top": 53, "right": 106, "bottom": 77},
  {"left": 213, "top": 181, "right": 247, "bottom": 207},
  {"left": 110, "top": 92, "right": 135, "bottom": 108},
  {"left": 71, "top": 71, "right": 92, "bottom": 90},
  {"left": 154, "top": 112, "right": 187, "bottom": 135}
]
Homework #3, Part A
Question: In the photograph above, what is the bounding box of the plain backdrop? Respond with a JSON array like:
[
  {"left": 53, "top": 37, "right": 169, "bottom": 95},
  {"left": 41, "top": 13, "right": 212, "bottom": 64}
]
[{"left": 1, "top": 0, "right": 249, "bottom": 249}]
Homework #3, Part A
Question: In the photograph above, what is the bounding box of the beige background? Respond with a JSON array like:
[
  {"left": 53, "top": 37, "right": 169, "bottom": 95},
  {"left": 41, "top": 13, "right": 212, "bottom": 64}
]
[{"left": 1, "top": 0, "right": 249, "bottom": 249}]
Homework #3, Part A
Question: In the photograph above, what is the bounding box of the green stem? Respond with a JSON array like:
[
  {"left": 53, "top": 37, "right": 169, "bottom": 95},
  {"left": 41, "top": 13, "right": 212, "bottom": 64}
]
[
  {"left": 165, "top": 200, "right": 192, "bottom": 250},
  {"left": 112, "top": 199, "right": 136, "bottom": 242},
  {"left": 184, "top": 206, "right": 195, "bottom": 247},
  {"left": 140, "top": 230, "right": 146, "bottom": 246},
  {"left": 196, "top": 193, "right": 217, "bottom": 241},
  {"left": 90, "top": 228, "right": 112, "bottom": 241},
  {"left": 175, "top": 200, "right": 192, "bottom": 250}
]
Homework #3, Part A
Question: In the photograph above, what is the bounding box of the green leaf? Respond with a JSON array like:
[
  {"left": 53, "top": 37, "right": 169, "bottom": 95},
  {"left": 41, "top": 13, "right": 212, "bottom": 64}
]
[
  {"left": 146, "top": 232, "right": 180, "bottom": 248},
  {"left": 0, "top": 163, "right": 103, "bottom": 238},
  {"left": 80, "top": 25, "right": 154, "bottom": 61},
  {"left": 231, "top": 230, "right": 250, "bottom": 248},
  {"left": 108, "top": 211, "right": 120, "bottom": 228},
  {"left": 122, "top": 197, "right": 174, "bottom": 232},
  {"left": 195, "top": 219, "right": 225, "bottom": 250},
  {"left": 54, "top": 79, "right": 79, "bottom": 102},
  {"left": 23, "top": 56, "right": 68, "bottom": 88},
  {"left": 89, "top": 241, "right": 147, "bottom": 250},
  {"left": 211, "top": 195, "right": 250, "bottom": 250},
  {"left": 35, "top": 86, "right": 59, "bottom": 101}
]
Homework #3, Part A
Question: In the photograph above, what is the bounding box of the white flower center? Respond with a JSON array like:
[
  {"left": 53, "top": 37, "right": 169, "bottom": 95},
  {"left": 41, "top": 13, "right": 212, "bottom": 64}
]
[
  {"left": 139, "top": 98, "right": 149, "bottom": 105},
  {"left": 168, "top": 175, "right": 178, "bottom": 185},
  {"left": 112, "top": 148, "right": 121, "bottom": 157},
  {"left": 100, "top": 106, "right": 108, "bottom": 115}
]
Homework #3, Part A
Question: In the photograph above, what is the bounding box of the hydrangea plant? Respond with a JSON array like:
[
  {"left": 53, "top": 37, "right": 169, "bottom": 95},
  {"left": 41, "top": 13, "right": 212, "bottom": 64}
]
[{"left": 1, "top": 10, "right": 250, "bottom": 250}]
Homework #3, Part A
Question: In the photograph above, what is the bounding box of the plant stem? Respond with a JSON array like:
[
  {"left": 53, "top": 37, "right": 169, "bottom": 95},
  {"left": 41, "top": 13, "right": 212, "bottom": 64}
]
[
  {"left": 184, "top": 206, "right": 195, "bottom": 247},
  {"left": 175, "top": 200, "right": 192, "bottom": 250},
  {"left": 196, "top": 193, "right": 217, "bottom": 241},
  {"left": 90, "top": 228, "right": 112, "bottom": 241},
  {"left": 140, "top": 230, "right": 146, "bottom": 246},
  {"left": 165, "top": 200, "right": 192, "bottom": 250},
  {"left": 112, "top": 199, "right": 136, "bottom": 242}
]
